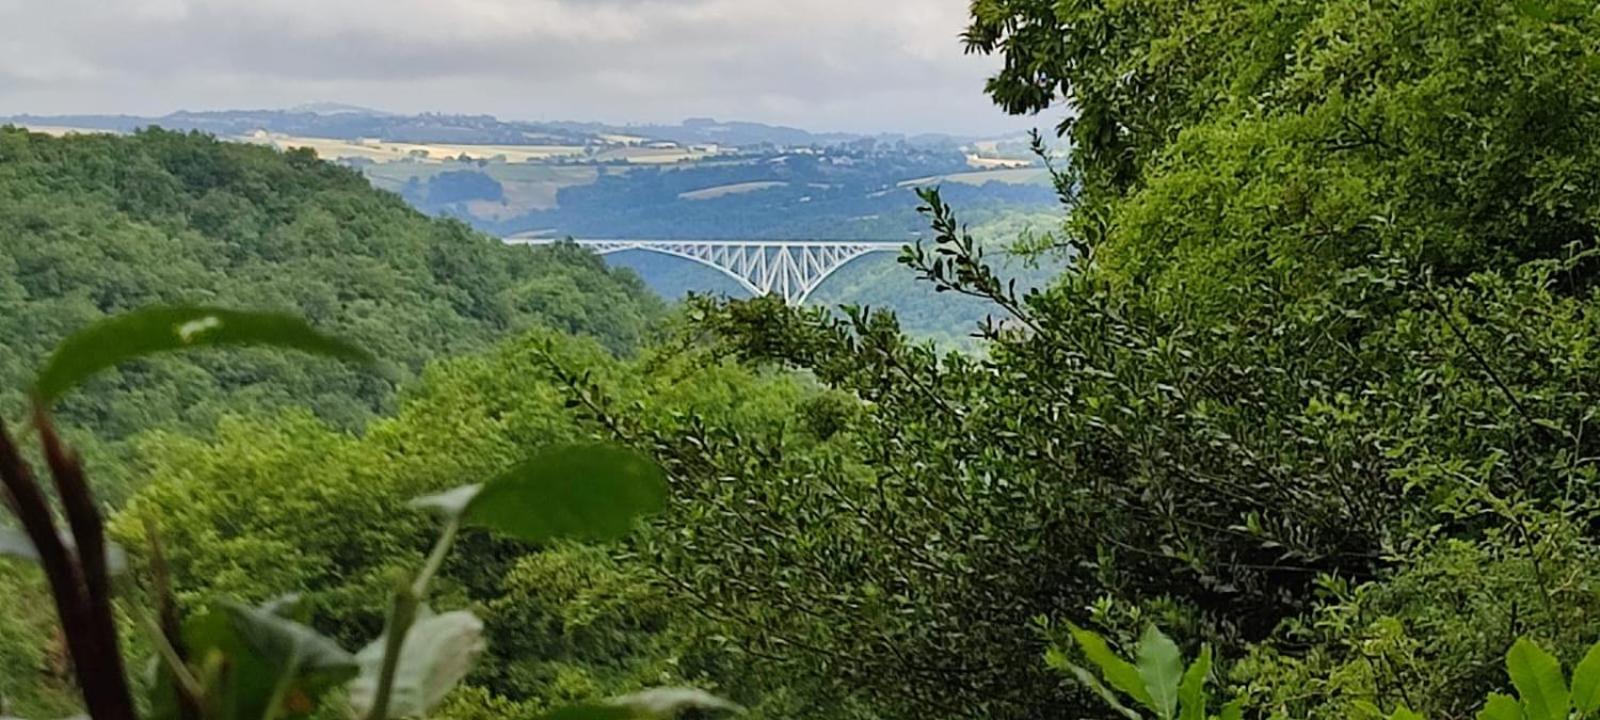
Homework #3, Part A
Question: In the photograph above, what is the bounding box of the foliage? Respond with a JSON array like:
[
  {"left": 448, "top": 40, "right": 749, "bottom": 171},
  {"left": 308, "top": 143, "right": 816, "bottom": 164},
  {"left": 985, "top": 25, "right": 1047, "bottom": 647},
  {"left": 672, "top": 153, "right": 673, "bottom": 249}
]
[
  {"left": 0, "top": 125, "right": 663, "bottom": 493},
  {"left": 805, "top": 209, "right": 1069, "bottom": 349},
  {"left": 1231, "top": 505, "right": 1600, "bottom": 719},
  {"left": 0, "top": 305, "right": 699, "bottom": 720},
  {"left": 1069, "top": 622, "right": 1600, "bottom": 720},
  {"left": 1046, "top": 623, "right": 1240, "bottom": 720},
  {"left": 639, "top": 0, "right": 1600, "bottom": 715},
  {"left": 89, "top": 330, "right": 817, "bottom": 717}
]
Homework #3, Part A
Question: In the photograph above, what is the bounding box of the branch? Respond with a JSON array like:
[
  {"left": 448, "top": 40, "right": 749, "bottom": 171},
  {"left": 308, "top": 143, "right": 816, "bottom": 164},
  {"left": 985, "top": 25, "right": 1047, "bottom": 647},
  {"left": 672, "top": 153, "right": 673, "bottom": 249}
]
[
  {"left": 0, "top": 418, "right": 107, "bottom": 720},
  {"left": 36, "top": 410, "right": 136, "bottom": 720}
]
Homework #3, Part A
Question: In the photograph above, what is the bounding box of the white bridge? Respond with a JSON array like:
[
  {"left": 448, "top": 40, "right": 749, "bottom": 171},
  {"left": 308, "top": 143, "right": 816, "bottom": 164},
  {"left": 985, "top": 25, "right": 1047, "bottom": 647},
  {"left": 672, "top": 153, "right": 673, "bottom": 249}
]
[{"left": 506, "top": 238, "right": 905, "bottom": 304}]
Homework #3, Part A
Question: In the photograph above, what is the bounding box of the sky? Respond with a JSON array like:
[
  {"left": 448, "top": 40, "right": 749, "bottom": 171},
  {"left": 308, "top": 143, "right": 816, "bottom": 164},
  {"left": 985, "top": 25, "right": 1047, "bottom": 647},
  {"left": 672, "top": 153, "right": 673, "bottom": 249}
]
[{"left": 0, "top": 0, "right": 1050, "bottom": 136}]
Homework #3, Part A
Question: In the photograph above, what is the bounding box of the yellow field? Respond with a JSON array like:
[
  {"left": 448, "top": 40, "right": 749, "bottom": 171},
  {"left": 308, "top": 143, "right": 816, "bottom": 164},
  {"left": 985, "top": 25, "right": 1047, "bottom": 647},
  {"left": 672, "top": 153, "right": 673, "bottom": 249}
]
[
  {"left": 965, "top": 154, "right": 1032, "bottom": 169},
  {"left": 678, "top": 181, "right": 789, "bottom": 200},
  {"left": 17, "top": 124, "right": 121, "bottom": 137},
  {"left": 599, "top": 133, "right": 652, "bottom": 145},
  {"left": 239, "top": 133, "right": 589, "bottom": 163},
  {"left": 898, "top": 167, "right": 1051, "bottom": 188},
  {"left": 592, "top": 146, "right": 711, "bottom": 164}
]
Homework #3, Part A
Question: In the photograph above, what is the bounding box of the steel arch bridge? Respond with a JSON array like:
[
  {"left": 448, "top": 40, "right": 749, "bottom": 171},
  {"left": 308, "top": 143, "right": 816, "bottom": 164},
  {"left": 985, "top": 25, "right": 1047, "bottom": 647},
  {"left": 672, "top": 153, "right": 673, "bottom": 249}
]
[{"left": 506, "top": 238, "right": 905, "bottom": 304}]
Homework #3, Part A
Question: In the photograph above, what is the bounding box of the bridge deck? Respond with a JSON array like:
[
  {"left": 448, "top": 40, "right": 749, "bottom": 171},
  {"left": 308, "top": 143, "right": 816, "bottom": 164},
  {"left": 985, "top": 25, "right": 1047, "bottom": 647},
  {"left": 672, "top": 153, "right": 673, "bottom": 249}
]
[{"left": 504, "top": 238, "right": 908, "bottom": 304}]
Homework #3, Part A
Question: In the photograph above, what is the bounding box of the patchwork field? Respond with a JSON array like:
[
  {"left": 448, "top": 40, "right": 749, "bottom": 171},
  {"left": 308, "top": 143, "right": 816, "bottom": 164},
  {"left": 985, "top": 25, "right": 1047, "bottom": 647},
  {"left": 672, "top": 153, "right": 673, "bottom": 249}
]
[
  {"left": 16, "top": 124, "right": 119, "bottom": 137},
  {"left": 965, "top": 154, "right": 1033, "bottom": 169},
  {"left": 898, "top": 167, "right": 1052, "bottom": 188},
  {"left": 678, "top": 181, "right": 789, "bottom": 200},
  {"left": 237, "top": 132, "right": 589, "bottom": 163}
]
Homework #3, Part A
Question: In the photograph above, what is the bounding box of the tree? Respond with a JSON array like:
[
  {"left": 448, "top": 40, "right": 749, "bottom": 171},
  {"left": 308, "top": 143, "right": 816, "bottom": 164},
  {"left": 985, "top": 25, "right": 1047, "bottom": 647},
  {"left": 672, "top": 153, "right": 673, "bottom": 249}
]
[{"left": 586, "top": 2, "right": 1600, "bottom": 718}]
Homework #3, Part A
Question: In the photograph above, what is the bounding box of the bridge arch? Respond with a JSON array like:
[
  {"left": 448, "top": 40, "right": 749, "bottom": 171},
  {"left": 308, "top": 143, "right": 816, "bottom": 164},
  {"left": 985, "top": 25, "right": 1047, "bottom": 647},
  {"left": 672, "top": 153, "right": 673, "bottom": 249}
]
[{"left": 506, "top": 239, "right": 905, "bottom": 305}]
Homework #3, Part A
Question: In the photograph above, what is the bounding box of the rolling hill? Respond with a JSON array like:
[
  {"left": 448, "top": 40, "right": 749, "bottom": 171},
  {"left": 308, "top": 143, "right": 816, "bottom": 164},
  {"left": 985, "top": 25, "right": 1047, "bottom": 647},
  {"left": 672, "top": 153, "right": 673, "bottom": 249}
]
[{"left": 0, "top": 125, "right": 665, "bottom": 496}]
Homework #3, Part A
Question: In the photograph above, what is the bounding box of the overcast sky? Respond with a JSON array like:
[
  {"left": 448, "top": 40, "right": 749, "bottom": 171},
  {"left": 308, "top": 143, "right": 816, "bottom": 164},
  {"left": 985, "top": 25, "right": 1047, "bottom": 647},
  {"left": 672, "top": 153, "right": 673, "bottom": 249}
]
[{"left": 0, "top": 0, "right": 1050, "bottom": 136}]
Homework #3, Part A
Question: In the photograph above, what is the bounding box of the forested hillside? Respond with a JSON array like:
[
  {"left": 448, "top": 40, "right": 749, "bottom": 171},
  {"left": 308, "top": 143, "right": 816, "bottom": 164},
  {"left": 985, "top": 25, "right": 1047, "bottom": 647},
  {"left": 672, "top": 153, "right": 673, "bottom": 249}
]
[
  {"left": 0, "top": 126, "right": 662, "bottom": 473},
  {"left": 5, "top": 2, "right": 1600, "bottom": 720}
]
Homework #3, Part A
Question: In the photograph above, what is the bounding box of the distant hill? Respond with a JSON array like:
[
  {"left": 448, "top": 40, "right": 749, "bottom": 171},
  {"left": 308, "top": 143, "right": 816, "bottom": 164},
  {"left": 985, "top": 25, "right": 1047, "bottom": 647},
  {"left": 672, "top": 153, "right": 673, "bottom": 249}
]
[
  {"left": 0, "top": 126, "right": 664, "bottom": 490},
  {"left": 3, "top": 109, "right": 593, "bottom": 145},
  {"left": 3, "top": 109, "right": 1033, "bottom": 151}
]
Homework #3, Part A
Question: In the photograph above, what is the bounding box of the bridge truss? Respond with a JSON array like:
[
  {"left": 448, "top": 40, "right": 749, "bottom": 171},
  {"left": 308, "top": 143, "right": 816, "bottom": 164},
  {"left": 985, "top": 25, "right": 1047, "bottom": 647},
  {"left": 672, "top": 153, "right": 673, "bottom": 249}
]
[{"left": 507, "top": 238, "right": 905, "bottom": 304}]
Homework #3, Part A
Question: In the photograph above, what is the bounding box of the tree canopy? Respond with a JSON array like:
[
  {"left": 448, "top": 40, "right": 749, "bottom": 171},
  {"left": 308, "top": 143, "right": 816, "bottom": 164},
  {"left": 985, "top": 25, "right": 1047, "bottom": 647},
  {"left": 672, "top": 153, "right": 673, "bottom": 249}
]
[{"left": 0, "top": 126, "right": 663, "bottom": 485}]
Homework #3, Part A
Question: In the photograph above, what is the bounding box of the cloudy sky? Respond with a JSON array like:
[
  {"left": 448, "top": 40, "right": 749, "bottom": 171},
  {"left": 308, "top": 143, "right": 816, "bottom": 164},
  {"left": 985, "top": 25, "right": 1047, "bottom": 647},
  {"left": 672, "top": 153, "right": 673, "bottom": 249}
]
[{"left": 0, "top": 0, "right": 1049, "bottom": 136}]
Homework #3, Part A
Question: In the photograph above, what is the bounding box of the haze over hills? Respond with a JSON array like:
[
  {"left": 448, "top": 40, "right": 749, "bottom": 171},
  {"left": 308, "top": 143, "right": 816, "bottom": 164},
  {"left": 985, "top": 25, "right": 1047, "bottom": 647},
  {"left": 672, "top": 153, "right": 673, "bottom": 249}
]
[
  {"left": 5, "top": 107, "right": 1067, "bottom": 343},
  {"left": 3, "top": 107, "right": 1039, "bottom": 154}
]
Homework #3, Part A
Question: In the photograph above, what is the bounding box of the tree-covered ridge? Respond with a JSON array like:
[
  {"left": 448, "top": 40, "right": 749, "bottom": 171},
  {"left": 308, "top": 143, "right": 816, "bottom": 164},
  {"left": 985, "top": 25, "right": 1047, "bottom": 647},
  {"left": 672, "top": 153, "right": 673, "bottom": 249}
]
[
  {"left": 0, "top": 329, "right": 820, "bottom": 718},
  {"left": 0, "top": 126, "right": 664, "bottom": 449},
  {"left": 7, "top": 2, "right": 1600, "bottom": 720}
]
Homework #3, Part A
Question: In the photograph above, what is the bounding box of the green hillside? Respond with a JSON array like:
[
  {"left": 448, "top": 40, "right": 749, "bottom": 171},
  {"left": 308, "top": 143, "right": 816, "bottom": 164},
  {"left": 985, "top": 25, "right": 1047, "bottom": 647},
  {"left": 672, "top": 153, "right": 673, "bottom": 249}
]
[{"left": 0, "top": 127, "right": 663, "bottom": 485}]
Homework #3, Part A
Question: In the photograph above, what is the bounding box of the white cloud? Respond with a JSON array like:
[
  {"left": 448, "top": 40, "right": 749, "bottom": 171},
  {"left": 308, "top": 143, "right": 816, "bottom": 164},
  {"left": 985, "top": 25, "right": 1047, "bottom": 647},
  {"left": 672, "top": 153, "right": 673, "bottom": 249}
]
[{"left": 0, "top": 0, "right": 1048, "bottom": 135}]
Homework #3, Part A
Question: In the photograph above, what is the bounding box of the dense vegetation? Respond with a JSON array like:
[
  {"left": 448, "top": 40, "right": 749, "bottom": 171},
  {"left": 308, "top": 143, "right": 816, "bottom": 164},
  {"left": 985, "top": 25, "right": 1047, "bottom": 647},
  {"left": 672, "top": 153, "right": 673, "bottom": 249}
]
[
  {"left": 0, "top": 126, "right": 663, "bottom": 491},
  {"left": 6, "top": 1, "right": 1600, "bottom": 720}
]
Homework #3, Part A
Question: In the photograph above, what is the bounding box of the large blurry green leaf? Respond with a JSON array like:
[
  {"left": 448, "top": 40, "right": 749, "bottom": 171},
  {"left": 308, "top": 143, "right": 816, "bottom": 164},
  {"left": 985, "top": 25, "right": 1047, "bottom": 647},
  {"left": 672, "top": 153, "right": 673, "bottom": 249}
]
[
  {"left": 1571, "top": 641, "right": 1600, "bottom": 714},
  {"left": 1177, "top": 645, "right": 1212, "bottom": 720},
  {"left": 225, "top": 602, "right": 357, "bottom": 682},
  {"left": 348, "top": 609, "right": 485, "bottom": 719},
  {"left": 409, "top": 484, "right": 483, "bottom": 519},
  {"left": 462, "top": 443, "right": 667, "bottom": 542},
  {"left": 1508, "top": 638, "right": 1569, "bottom": 720},
  {"left": 538, "top": 687, "right": 742, "bottom": 720},
  {"left": 540, "top": 705, "right": 638, "bottom": 720},
  {"left": 1477, "top": 694, "right": 1521, "bottom": 720},
  {"left": 1063, "top": 664, "right": 1143, "bottom": 720},
  {"left": 610, "top": 688, "right": 744, "bottom": 717},
  {"left": 1136, "top": 625, "right": 1183, "bottom": 719},
  {"left": 1387, "top": 707, "right": 1423, "bottom": 720},
  {"left": 33, "top": 306, "right": 375, "bottom": 405},
  {"left": 171, "top": 601, "right": 356, "bottom": 720},
  {"left": 0, "top": 528, "right": 127, "bottom": 574},
  {"left": 1067, "top": 623, "right": 1153, "bottom": 707}
]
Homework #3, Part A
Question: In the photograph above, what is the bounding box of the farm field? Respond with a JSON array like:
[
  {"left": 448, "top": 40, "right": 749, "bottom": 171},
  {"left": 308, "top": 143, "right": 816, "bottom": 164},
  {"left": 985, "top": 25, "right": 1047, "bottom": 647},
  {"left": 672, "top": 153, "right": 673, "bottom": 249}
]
[
  {"left": 236, "top": 132, "right": 588, "bottom": 163},
  {"left": 898, "top": 167, "right": 1052, "bottom": 187},
  {"left": 678, "top": 180, "right": 789, "bottom": 200},
  {"left": 15, "top": 124, "right": 118, "bottom": 137}
]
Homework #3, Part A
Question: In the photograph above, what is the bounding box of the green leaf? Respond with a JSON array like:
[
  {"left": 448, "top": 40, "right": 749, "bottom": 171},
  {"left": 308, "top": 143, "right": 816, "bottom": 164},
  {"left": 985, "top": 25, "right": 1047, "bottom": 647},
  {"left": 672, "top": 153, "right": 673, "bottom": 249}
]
[
  {"left": 349, "top": 609, "right": 485, "bottom": 719},
  {"left": 224, "top": 602, "right": 357, "bottom": 681},
  {"left": 1388, "top": 707, "right": 1424, "bottom": 720},
  {"left": 462, "top": 443, "right": 667, "bottom": 543},
  {"left": 1515, "top": 0, "right": 1586, "bottom": 22},
  {"left": 1477, "top": 694, "right": 1522, "bottom": 720},
  {"left": 174, "top": 602, "right": 356, "bottom": 720},
  {"left": 1136, "top": 625, "right": 1184, "bottom": 719},
  {"left": 1516, "top": 0, "right": 1557, "bottom": 21},
  {"left": 409, "top": 485, "right": 483, "bottom": 519},
  {"left": 33, "top": 306, "right": 375, "bottom": 406},
  {"left": 1508, "top": 638, "right": 1569, "bottom": 720},
  {"left": 609, "top": 688, "right": 744, "bottom": 718},
  {"left": 1063, "top": 663, "right": 1145, "bottom": 720},
  {"left": 1178, "top": 645, "right": 1213, "bottom": 720},
  {"left": 1214, "top": 699, "right": 1244, "bottom": 720},
  {"left": 1067, "top": 623, "right": 1154, "bottom": 707},
  {"left": 1571, "top": 641, "right": 1600, "bottom": 714}
]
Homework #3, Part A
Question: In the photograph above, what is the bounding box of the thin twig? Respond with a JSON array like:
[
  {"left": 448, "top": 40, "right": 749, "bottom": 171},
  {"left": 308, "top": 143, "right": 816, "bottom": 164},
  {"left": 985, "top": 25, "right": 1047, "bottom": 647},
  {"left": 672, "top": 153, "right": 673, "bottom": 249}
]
[
  {"left": 366, "top": 516, "right": 460, "bottom": 720},
  {"left": 144, "top": 516, "right": 200, "bottom": 720}
]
